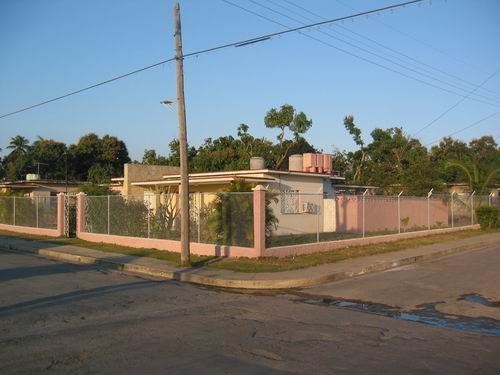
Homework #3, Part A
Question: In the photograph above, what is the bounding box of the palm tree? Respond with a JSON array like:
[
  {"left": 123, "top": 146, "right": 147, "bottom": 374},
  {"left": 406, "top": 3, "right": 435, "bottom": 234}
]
[
  {"left": 6, "top": 135, "right": 30, "bottom": 155},
  {"left": 446, "top": 157, "right": 500, "bottom": 194}
]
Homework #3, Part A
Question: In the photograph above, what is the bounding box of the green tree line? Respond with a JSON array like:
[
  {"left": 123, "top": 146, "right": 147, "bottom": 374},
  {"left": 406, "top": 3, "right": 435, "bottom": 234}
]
[{"left": 1, "top": 104, "right": 498, "bottom": 194}]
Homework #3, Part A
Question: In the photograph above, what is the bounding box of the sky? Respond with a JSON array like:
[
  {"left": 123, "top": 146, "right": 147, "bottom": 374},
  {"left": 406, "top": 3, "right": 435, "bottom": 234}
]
[{"left": 1, "top": 0, "right": 499, "bottom": 162}]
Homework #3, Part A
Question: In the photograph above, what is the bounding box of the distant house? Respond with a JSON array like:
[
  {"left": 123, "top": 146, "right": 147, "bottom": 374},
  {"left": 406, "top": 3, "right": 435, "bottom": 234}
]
[
  {"left": 0, "top": 176, "right": 83, "bottom": 197},
  {"left": 113, "top": 154, "right": 347, "bottom": 198},
  {"left": 111, "top": 154, "right": 373, "bottom": 235}
]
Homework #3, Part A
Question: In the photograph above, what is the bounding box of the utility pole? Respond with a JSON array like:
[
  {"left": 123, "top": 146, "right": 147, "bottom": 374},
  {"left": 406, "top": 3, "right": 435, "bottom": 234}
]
[{"left": 174, "top": 2, "right": 190, "bottom": 265}]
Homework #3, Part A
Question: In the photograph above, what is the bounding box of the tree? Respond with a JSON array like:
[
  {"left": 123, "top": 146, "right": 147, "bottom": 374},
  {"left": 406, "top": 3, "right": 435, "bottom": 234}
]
[
  {"left": 366, "top": 127, "right": 441, "bottom": 195},
  {"left": 87, "top": 164, "right": 115, "bottom": 184},
  {"left": 432, "top": 135, "right": 500, "bottom": 192},
  {"left": 142, "top": 149, "right": 169, "bottom": 165},
  {"left": 30, "top": 138, "right": 67, "bottom": 179},
  {"left": 7, "top": 135, "right": 30, "bottom": 155},
  {"left": 446, "top": 158, "right": 500, "bottom": 194},
  {"left": 342, "top": 115, "right": 367, "bottom": 184},
  {"left": 3, "top": 135, "right": 31, "bottom": 180},
  {"left": 265, "top": 104, "right": 312, "bottom": 168},
  {"left": 430, "top": 137, "right": 470, "bottom": 184},
  {"left": 68, "top": 133, "right": 130, "bottom": 181}
]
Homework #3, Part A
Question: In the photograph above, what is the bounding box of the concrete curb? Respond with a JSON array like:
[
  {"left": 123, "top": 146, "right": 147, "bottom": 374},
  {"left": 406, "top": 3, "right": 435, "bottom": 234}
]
[{"left": 2, "top": 237, "right": 492, "bottom": 290}]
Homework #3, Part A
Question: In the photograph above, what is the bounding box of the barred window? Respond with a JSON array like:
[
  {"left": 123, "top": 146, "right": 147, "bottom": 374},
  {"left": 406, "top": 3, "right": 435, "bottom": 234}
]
[{"left": 281, "top": 190, "right": 300, "bottom": 214}]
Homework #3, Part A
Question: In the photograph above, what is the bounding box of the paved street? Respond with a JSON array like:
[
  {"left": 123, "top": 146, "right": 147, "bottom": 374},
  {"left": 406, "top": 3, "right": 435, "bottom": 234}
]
[
  {"left": 1, "top": 248, "right": 499, "bottom": 374},
  {"left": 306, "top": 244, "right": 500, "bottom": 321}
]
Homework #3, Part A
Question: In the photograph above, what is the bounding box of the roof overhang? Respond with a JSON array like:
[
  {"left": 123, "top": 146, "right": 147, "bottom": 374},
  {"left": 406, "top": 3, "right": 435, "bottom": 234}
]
[{"left": 132, "top": 176, "right": 275, "bottom": 187}]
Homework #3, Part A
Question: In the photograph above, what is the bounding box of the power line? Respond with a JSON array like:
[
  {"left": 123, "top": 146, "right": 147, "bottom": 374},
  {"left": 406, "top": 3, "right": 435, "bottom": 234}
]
[
  {"left": 283, "top": 0, "right": 500, "bottom": 102},
  {"left": 413, "top": 67, "right": 500, "bottom": 136},
  {"left": 424, "top": 111, "right": 500, "bottom": 147},
  {"left": 225, "top": 0, "right": 500, "bottom": 107},
  {"left": 333, "top": 0, "right": 496, "bottom": 79},
  {"left": 267, "top": 1, "right": 500, "bottom": 150},
  {"left": 0, "top": 59, "right": 175, "bottom": 119},
  {"left": 250, "top": 0, "right": 500, "bottom": 106},
  {"left": 0, "top": 0, "right": 427, "bottom": 120}
]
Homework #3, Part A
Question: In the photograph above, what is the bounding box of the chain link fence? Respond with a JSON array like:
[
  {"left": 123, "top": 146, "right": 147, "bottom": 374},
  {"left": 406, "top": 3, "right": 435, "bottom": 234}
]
[
  {"left": 266, "top": 192, "right": 491, "bottom": 248},
  {"left": 0, "top": 196, "right": 58, "bottom": 229},
  {"left": 83, "top": 192, "right": 254, "bottom": 247}
]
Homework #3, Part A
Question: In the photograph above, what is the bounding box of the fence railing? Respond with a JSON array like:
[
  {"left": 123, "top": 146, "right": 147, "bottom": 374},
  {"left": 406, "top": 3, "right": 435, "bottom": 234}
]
[
  {"left": 83, "top": 192, "right": 254, "bottom": 248},
  {"left": 0, "top": 196, "right": 58, "bottom": 230},
  {"left": 266, "top": 192, "right": 491, "bottom": 248},
  {"left": 76, "top": 189, "right": 492, "bottom": 257}
]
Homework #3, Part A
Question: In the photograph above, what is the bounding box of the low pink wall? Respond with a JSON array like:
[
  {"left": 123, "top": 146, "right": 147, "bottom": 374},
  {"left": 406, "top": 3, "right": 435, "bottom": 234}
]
[
  {"left": 77, "top": 231, "right": 258, "bottom": 257},
  {"left": 335, "top": 196, "right": 449, "bottom": 232},
  {"left": 0, "top": 223, "right": 62, "bottom": 238},
  {"left": 265, "top": 225, "right": 479, "bottom": 258}
]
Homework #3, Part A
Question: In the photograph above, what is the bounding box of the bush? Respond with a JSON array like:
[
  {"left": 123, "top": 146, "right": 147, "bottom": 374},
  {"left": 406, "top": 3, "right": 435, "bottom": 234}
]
[{"left": 475, "top": 206, "right": 499, "bottom": 229}]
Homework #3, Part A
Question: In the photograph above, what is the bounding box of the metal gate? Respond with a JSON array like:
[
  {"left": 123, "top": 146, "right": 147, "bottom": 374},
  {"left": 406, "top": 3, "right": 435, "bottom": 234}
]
[{"left": 64, "top": 195, "right": 77, "bottom": 237}]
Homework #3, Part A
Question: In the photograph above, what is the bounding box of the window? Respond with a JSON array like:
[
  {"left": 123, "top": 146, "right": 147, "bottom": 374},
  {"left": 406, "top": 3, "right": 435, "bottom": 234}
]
[{"left": 281, "top": 190, "right": 300, "bottom": 214}]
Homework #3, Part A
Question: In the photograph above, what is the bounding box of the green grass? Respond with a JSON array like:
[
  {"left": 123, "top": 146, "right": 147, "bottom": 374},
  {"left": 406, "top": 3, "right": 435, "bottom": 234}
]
[
  {"left": 0, "top": 230, "right": 213, "bottom": 267},
  {"left": 0, "top": 227, "right": 497, "bottom": 273},
  {"left": 209, "top": 228, "right": 499, "bottom": 273}
]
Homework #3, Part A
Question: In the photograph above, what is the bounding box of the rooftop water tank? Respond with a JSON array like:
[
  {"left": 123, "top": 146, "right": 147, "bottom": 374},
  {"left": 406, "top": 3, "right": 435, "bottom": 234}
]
[
  {"left": 289, "top": 154, "right": 303, "bottom": 172},
  {"left": 250, "top": 157, "right": 265, "bottom": 170},
  {"left": 26, "top": 174, "right": 40, "bottom": 181}
]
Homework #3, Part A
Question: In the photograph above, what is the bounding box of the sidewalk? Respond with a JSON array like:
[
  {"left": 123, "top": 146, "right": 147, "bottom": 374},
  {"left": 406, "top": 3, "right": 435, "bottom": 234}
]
[{"left": 1, "top": 233, "right": 498, "bottom": 289}]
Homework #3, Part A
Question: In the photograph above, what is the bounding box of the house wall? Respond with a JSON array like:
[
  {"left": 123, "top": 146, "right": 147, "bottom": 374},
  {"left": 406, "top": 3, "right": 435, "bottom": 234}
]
[
  {"left": 123, "top": 164, "right": 180, "bottom": 196},
  {"left": 266, "top": 174, "right": 329, "bottom": 235}
]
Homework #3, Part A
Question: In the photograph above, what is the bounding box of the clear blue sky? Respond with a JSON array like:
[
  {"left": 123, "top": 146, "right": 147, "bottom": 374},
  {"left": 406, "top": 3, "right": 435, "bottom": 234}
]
[{"left": 1, "top": 0, "right": 499, "bottom": 161}]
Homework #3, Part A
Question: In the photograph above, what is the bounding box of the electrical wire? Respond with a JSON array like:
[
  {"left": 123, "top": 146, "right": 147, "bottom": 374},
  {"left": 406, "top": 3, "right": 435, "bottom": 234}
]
[
  {"left": 424, "top": 111, "right": 500, "bottom": 147},
  {"left": 413, "top": 67, "right": 500, "bottom": 136},
  {"left": 225, "top": 0, "right": 500, "bottom": 107},
  {"left": 283, "top": 0, "right": 500, "bottom": 102},
  {"left": 248, "top": 0, "right": 500, "bottom": 106},
  {"left": 0, "top": 0, "right": 425, "bottom": 120},
  {"left": 332, "top": 0, "right": 500, "bottom": 95}
]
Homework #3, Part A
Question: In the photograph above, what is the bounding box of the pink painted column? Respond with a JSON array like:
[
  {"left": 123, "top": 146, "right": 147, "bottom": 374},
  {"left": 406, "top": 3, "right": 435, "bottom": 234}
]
[
  {"left": 56, "top": 193, "right": 65, "bottom": 237},
  {"left": 253, "top": 185, "right": 267, "bottom": 257},
  {"left": 76, "top": 192, "right": 86, "bottom": 235}
]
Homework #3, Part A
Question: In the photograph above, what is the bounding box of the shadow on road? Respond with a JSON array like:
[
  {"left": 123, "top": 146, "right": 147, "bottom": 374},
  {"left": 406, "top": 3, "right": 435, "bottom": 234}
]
[{"left": 0, "top": 279, "right": 164, "bottom": 317}]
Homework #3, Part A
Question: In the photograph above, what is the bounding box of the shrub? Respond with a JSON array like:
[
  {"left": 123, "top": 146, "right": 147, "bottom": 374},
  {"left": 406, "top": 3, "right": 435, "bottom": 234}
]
[{"left": 475, "top": 206, "right": 499, "bottom": 229}]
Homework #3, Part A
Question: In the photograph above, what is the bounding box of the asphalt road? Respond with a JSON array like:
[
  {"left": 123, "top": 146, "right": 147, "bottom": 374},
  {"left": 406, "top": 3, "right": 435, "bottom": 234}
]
[
  {"left": 1, "top": 248, "right": 499, "bottom": 374},
  {"left": 306, "top": 244, "right": 500, "bottom": 321}
]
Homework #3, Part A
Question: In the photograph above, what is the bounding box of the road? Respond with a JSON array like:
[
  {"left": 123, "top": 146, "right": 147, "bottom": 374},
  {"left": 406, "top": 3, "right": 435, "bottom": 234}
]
[
  {"left": 306, "top": 244, "right": 500, "bottom": 321},
  {"left": 1, "top": 247, "right": 499, "bottom": 374}
]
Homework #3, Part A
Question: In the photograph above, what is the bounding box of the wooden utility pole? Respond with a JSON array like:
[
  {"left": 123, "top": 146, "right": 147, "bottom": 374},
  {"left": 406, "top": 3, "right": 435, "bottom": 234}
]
[{"left": 173, "top": 2, "right": 190, "bottom": 265}]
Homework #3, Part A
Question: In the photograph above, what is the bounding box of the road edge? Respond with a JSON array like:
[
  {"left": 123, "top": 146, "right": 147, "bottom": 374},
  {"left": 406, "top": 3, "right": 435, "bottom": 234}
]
[{"left": 1, "top": 236, "right": 494, "bottom": 289}]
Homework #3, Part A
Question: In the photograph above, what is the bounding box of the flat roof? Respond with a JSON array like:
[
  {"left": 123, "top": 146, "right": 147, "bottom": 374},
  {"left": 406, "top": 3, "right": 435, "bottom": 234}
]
[
  {"left": 160, "top": 169, "right": 344, "bottom": 180},
  {"left": 132, "top": 176, "right": 275, "bottom": 187}
]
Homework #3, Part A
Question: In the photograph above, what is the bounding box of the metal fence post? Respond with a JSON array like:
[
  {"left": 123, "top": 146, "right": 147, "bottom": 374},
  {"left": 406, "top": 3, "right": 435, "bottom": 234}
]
[
  {"left": 147, "top": 201, "right": 151, "bottom": 239},
  {"left": 36, "top": 196, "right": 39, "bottom": 228},
  {"left": 107, "top": 195, "right": 110, "bottom": 235},
  {"left": 451, "top": 191, "right": 455, "bottom": 228},
  {"left": 470, "top": 191, "right": 475, "bottom": 225},
  {"left": 398, "top": 191, "right": 403, "bottom": 234},
  {"left": 427, "top": 188, "right": 433, "bottom": 231},
  {"left": 362, "top": 189, "right": 368, "bottom": 238},
  {"left": 13, "top": 196, "right": 16, "bottom": 226}
]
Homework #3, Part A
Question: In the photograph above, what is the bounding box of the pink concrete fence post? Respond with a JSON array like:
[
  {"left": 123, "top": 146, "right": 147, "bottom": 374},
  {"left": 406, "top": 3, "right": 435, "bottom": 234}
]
[
  {"left": 76, "top": 192, "right": 86, "bottom": 235},
  {"left": 56, "top": 193, "right": 65, "bottom": 237},
  {"left": 253, "top": 185, "right": 267, "bottom": 257}
]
